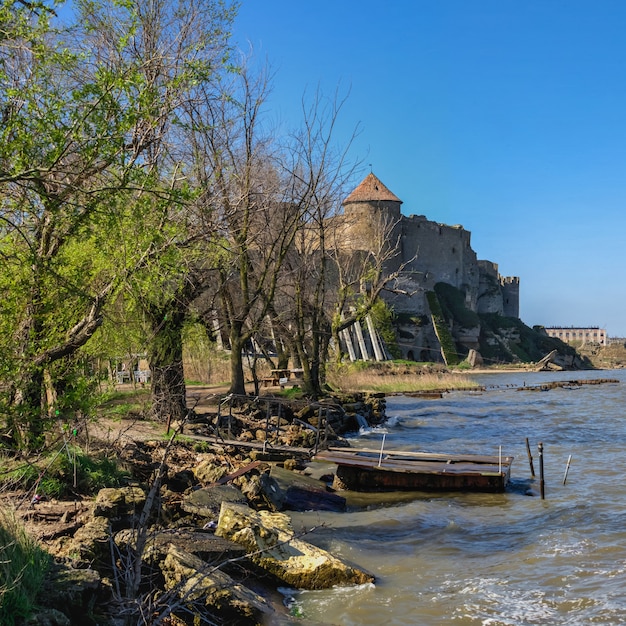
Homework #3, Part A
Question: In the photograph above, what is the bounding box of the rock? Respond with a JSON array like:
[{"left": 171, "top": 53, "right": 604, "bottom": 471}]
[
  {"left": 37, "top": 561, "right": 103, "bottom": 623},
  {"left": 67, "top": 516, "right": 111, "bottom": 562},
  {"left": 467, "top": 349, "right": 483, "bottom": 367},
  {"left": 160, "top": 544, "right": 274, "bottom": 625},
  {"left": 270, "top": 465, "right": 346, "bottom": 512},
  {"left": 93, "top": 486, "right": 146, "bottom": 518},
  {"left": 238, "top": 472, "right": 284, "bottom": 511},
  {"left": 193, "top": 459, "right": 229, "bottom": 484},
  {"left": 182, "top": 484, "right": 247, "bottom": 518},
  {"left": 216, "top": 502, "right": 374, "bottom": 590},
  {"left": 114, "top": 528, "right": 246, "bottom": 564},
  {"left": 25, "top": 609, "right": 71, "bottom": 626},
  {"left": 282, "top": 484, "right": 346, "bottom": 512},
  {"left": 165, "top": 469, "right": 196, "bottom": 491}
]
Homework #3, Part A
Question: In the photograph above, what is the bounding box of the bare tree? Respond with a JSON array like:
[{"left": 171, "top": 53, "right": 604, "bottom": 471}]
[
  {"left": 269, "top": 88, "right": 359, "bottom": 397},
  {"left": 184, "top": 59, "right": 308, "bottom": 396}
]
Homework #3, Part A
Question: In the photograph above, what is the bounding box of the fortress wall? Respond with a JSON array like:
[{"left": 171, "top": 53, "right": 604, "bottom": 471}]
[
  {"left": 476, "top": 260, "right": 504, "bottom": 314},
  {"left": 400, "top": 215, "right": 479, "bottom": 309}
]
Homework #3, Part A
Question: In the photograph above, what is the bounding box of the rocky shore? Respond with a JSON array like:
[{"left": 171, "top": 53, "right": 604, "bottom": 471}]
[{"left": 17, "top": 392, "right": 386, "bottom": 625}]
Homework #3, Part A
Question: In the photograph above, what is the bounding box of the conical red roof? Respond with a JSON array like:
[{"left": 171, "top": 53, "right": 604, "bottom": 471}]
[{"left": 343, "top": 172, "right": 402, "bottom": 205}]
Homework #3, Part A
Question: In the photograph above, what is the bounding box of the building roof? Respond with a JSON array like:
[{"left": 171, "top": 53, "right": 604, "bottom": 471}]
[{"left": 343, "top": 172, "right": 403, "bottom": 205}]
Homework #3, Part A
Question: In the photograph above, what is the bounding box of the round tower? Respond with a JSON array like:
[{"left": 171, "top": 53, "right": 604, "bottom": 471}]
[
  {"left": 341, "top": 173, "right": 403, "bottom": 251},
  {"left": 342, "top": 172, "right": 403, "bottom": 221}
]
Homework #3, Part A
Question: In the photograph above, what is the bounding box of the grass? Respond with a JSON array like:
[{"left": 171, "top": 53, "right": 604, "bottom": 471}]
[
  {"left": 97, "top": 388, "right": 150, "bottom": 421},
  {"left": 326, "top": 362, "right": 480, "bottom": 393},
  {"left": 0, "top": 446, "right": 129, "bottom": 499},
  {"left": 0, "top": 508, "right": 51, "bottom": 625}
]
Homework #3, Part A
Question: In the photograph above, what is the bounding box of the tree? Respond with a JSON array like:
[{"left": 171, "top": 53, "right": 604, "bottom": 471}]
[
  {"left": 185, "top": 61, "right": 308, "bottom": 396},
  {"left": 0, "top": 0, "right": 236, "bottom": 446},
  {"left": 90, "top": 0, "right": 238, "bottom": 424},
  {"left": 270, "top": 89, "right": 359, "bottom": 396}
]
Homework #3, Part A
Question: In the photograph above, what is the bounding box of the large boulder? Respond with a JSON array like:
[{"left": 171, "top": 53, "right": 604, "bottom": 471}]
[
  {"left": 193, "top": 459, "right": 230, "bottom": 484},
  {"left": 93, "top": 486, "right": 146, "bottom": 518},
  {"left": 182, "top": 484, "right": 247, "bottom": 518},
  {"left": 114, "top": 527, "right": 246, "bottom": 564},
  {"left": 66, "top": 516, "right": 111, "bottom": 562},
  {"left": 160, "top": 544, "right": 274, "bottom": 625},
  {"left": 238, "top": 471, "right": 284, "bottom": 511},
  {"left": 34, "top": 561, "right": 103, "bottom": 624},
  {"left": 215, "top": 502, "right": 374, "bottom": 590}
]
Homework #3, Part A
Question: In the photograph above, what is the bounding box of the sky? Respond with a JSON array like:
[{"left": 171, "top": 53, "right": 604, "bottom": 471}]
[{"left": 233, "top": 1, "right": 626, "bottom": 336}]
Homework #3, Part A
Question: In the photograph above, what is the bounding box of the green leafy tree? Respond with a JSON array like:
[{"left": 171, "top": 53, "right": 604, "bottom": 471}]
[{"left": 0, "top": 0, "right": 236, "bottom": 447}]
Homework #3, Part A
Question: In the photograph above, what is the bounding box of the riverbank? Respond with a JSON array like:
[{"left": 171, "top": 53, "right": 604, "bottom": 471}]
[
  {"left": 5, "top": 363, "right": 601, "bottom": 624},
  {"left": 5, "top": 391, "right": 386, "bottom": 625}
]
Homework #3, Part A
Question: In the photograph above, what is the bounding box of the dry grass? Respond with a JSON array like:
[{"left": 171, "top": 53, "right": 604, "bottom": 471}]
[{"left": 326, "top": 362, "right": 481, "bottom": 393}]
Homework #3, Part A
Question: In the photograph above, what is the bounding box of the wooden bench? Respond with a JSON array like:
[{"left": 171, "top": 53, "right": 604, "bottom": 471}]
[{"left": 260, "top": 377, "right": 278, "bottom": 387}]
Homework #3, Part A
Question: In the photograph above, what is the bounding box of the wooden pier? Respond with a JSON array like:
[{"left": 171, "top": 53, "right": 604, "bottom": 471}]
[{"left": 314, "top": 447, "right": 513, "bottom": 493}]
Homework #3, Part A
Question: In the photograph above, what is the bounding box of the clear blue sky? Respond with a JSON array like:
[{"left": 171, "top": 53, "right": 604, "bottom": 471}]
[{"left": 234, "top": 1, "right": 626, "bottom": 336}]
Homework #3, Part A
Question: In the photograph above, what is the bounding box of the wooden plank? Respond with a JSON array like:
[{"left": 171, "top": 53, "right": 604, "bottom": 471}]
[
  {"left": 315, "top": 452, "right": 510, "bottom": 476},
  {"left": 324, "top": 447, "right": 511, "bottom": 465}
]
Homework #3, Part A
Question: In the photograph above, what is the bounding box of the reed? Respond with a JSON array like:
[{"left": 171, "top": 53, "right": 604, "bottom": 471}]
[{"left": 326, "top": 363, "right": 480, "bottom": 393}]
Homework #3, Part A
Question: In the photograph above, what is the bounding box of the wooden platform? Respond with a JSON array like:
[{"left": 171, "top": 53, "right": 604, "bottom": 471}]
[{"left": 314, "top": 447, "right": 513, "bottom": 493}]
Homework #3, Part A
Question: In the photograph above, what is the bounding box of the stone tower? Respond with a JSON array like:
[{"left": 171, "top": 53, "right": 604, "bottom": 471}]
[
  {"left": 340, "top": 173, "right": 403, "bottom": 255},
  {"left": 342, "top": 172, "right": 403, "bottom": 219}
]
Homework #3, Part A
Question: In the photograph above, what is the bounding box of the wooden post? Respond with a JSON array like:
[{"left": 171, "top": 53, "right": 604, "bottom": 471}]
[
  {"left": 526, "top": 437, "right": 535, "bottom": 477},
  {"left": 314, "top": 407, "right": 322, "bottom": 455},
  {"left": 324, "top": 408, "right": 329, "bottom": 446},
  {"left": 263, "top": 401, "right": 271, "bottom": 453},
  {"left": 538, "top": 442, "right": 545, "bottom": 500}
]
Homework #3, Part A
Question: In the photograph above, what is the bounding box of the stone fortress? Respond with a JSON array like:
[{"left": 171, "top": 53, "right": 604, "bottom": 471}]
[{"left": 339, "top": 173, "right": 520, "bottom": 361}]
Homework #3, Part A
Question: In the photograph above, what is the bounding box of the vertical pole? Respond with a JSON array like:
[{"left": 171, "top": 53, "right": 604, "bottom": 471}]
[
  {"left": 538, "top": 442, "right": 545, "bottom": 500},
  {"left": 378, "top": 433, "right": 386, "bottom": 467},
  {"left": 499, "top": 445, "right": 502, "bottom": 474},
  {"left": 563, "top": 454, "right": 572, "bottom": 485},
  {"left": 526, "top": 437, "right": 535, "bottom": 477},
  {"left": 324, "top": 409, "right": 329, "bottom": 446},
  {"left": 314, "top": 407, "right": 322, "bottom": 455},
  {"left": 263, "top": 401, "right": 270, "bottom": 453},
  {"left": 215, "top": 402, "right": 221, "bottom": 442},
  {"left": 274, "top": 403, "right": 281, "bottom": 444},
  {"left": 228, "top": 397, "right": 233, "bottom": 440}
]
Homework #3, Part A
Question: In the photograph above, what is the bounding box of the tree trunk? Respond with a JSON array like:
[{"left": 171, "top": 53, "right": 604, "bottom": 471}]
[
  {"left": 9, "top": 366, "right": 45, "bottom": 450},
  {"left": 228, "top": 330, "right": 247, "bottom": 396},
  {"left": 148, "top": 308, "right": 188, "bottom": 424}
]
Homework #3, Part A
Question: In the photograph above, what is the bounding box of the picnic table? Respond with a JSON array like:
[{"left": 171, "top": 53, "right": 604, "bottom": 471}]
[{"left": 260, "top": 368, "right": 305, "bottom": 387}]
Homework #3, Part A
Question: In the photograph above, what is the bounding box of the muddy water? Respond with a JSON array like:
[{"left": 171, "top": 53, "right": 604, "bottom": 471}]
[{"left": 284, "top": 369, "right": 626, "bottom": 625}]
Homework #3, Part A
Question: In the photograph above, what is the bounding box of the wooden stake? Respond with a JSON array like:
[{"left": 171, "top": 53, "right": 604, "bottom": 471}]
[
  {"left": 538, "top": 442, "right": 545, "bottom": 499},
  {"left": 526, "top": 437, "right": 535, "bottom": 477}
]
